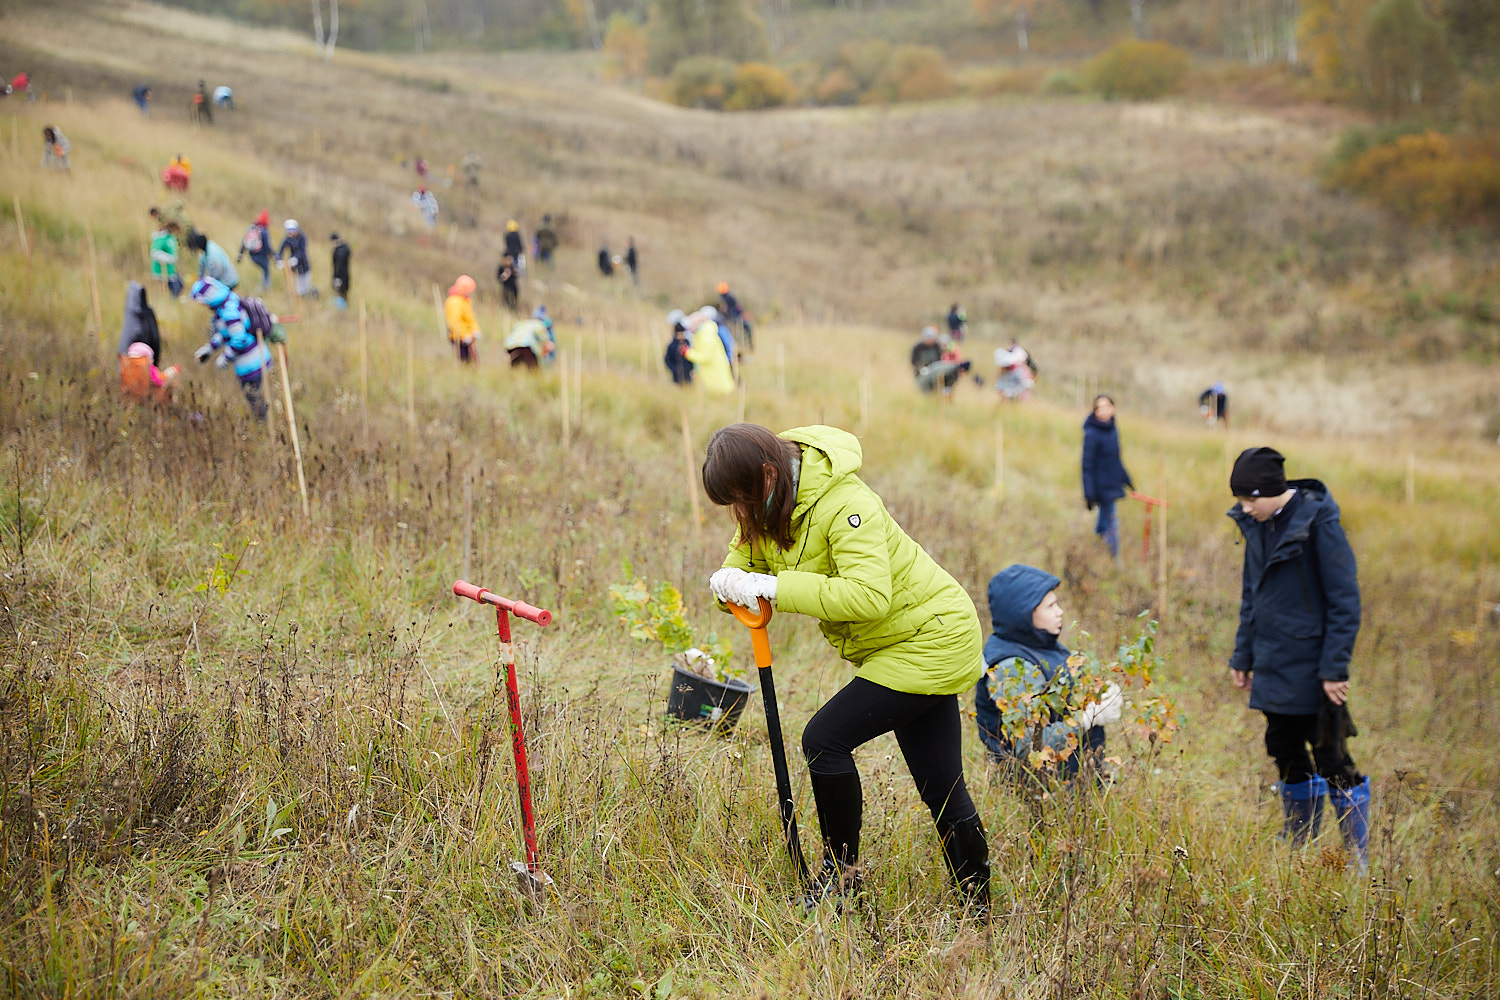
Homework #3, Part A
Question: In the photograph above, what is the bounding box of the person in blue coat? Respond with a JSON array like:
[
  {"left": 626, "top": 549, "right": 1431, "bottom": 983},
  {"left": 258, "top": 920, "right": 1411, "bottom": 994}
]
[
  {"left": 1081, "top": 395, "right": 1133, "bottom": 558},
  {"left": 974, "top": 565, "right": 1120, "bottom": 780},
  {"left": 1227, "top": 446, "right": 1368, "bottom": 868}
]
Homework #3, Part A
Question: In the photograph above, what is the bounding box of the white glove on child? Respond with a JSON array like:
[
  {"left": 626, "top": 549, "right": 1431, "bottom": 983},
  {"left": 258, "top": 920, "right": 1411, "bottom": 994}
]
[
  {"left": 194, "top": 343, "right": 215, "bottom": 364},
  {"left": 710, "top": 567, "right": 749, "bottom": 605},
  {"left": 214, "top": 352, "right": 230, "bottom": 370},
  {"left": 1078, "top": 683, "right": 1123, "bottom": 729},
  {"left": 709, "top": 568, "right": 777, "bottom": 608}
]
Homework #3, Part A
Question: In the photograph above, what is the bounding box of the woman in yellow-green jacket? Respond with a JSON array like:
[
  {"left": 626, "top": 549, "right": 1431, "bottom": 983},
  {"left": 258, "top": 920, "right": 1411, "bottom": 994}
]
[{"left": 703, "top": 423, "right": 989, "bottom": 912}]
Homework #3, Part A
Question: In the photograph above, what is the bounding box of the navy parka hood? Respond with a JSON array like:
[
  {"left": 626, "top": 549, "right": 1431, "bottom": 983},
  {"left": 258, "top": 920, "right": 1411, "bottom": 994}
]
[{"left": 982, "top": 564, "right": 1069, "bottom": 679}]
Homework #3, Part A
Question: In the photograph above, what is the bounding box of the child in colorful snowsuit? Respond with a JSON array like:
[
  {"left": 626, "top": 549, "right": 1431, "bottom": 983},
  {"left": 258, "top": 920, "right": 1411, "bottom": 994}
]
[
  {"left": 1227, "top": 446, "right": 1369, "bottom": 869},
  {"left": 973, "top": 565, "right": 1120, "bottom": 781},
  {"left": 190, "top": 277, "right": 271, "bottom": 421}
]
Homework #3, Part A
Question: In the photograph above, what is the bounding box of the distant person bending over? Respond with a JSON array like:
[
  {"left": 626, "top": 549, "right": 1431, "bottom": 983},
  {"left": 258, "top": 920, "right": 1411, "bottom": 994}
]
[
  {"left": 119, "top": 343, "right": 181, "bottom": 404},
  {"left": 187, "top": 230, "right": 240, "bottom": 291},
  {"left": 330, "top": 232, "right": 352, "bottom": 310},
  {"left": 412, "top": 187, "right": 439, "bottom": 229},
  {"left": 238, "top": 211, "right": 273, "bottom": 291},
  {"left": 117, "top": 281, "right": 164, "bottom": 395},
  {"left": 444, "top": 275, "right": 481, "bottom": 365},
  {"left": 503, "top": 317, "right": 552, "bottom": 370},
  {"left": 1199, "top": 381, "right": 1229, "bottom": 428},
  {"left": 993, "top": 340, "right": 1034, "bottom": 401},
  {"left": 1081, "top": 394, "right": 1132, "bottom": 559},
  {"left": 275, "top": 220, "right": 316, "bottom": 299},
  {"left": 212, "top": 85, "right": 233, "bottom": 110},
  {"left": 910, "top": 326, "right": 943, "bottom": 381},
  {"left": 41, "top": 126, "right": 70, "bottom": 171},
  {"left": 597, "top": 245, "right": 614, "bottom": 277}
]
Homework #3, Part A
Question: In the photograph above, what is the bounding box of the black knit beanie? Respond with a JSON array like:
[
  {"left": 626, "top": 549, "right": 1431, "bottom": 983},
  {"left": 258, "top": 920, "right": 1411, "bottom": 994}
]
[{"left": 1230, "top": 447, "right": 1287, "bottom": 498}]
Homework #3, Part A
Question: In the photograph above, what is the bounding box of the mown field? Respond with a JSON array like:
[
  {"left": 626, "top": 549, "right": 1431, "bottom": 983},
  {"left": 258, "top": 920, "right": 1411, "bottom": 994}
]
[{"left": 1, "top": 3, "right": 1498, "bottom": 997}]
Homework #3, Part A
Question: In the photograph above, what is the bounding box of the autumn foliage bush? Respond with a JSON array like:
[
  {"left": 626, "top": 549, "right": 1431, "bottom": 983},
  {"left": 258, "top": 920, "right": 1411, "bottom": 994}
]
[
  {"left": 1330, "top": 129, "right": 1500, "bottom": 226},
  {"left": 1085, "top": 39, "right": 1191, "bottom": 100},
  {"left": 724, "top": 62, "right": 794, "bottom": 111}
]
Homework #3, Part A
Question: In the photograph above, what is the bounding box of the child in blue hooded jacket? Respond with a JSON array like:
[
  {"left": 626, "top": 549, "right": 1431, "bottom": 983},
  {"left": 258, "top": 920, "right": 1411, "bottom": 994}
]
[
  {"left": 190, "top": 276, "right": 271, "bottom": 421},
  {"left": 974, "top": 565, "right": 1121, "bottom": 779}
]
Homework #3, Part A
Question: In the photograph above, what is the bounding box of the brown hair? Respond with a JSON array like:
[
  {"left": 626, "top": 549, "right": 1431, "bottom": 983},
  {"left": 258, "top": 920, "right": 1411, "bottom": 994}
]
[{"left": 702, "top": 423, "right": 799, "bottom": 551}]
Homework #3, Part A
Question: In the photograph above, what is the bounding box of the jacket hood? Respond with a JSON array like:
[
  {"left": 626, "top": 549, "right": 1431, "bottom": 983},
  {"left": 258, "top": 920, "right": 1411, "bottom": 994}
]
[
  {"left": 987, "top": 564, "right": 1061, "bottom": 642},
  {"left": 779, "top": 425, "right": 863, "bottom": 518},
  {"left": 983, "top": 564, "right": 1069, "bottom": 672},
  {"left": 126, "top": 280, "right": 148, "bottom": 315}
]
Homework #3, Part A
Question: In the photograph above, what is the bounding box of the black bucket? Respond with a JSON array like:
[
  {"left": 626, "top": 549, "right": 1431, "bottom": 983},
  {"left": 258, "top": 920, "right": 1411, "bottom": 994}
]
[{"left": 665, "top": 664, "right": 753, "bottom": 730}]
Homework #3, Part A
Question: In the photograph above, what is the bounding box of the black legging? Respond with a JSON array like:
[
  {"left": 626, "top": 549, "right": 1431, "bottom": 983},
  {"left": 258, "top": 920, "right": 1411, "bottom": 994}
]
[{"left": 802, "top": 676, "right": 977, "bottom": 824}]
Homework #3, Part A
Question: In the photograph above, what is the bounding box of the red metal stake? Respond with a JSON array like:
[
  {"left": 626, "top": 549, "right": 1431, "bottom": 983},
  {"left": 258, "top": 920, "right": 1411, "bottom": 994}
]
[
  {"left": 1129, "top": 491, "right": 1169, "bottom": 562},
  {"left": 453, "top": 579, "right": 553, "bottom": 896}
]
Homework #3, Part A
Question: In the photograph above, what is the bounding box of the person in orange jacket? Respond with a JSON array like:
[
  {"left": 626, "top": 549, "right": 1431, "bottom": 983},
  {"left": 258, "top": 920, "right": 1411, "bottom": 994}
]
[{"left": 444, "top": 274, "right": 481, "bottom": 365}]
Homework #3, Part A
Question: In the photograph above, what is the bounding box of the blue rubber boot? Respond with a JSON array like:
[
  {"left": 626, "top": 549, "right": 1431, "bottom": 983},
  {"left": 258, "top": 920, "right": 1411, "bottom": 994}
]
[
  {"left": 1279, "top": 776, "right": 1327, "bottom": 847},
  {"left": 1330, "top": 776, "right": 1371, "bottom": 872}
]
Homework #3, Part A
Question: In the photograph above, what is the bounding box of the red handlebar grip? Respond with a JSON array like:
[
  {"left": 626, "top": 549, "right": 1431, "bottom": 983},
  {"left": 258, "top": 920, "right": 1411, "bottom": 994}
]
[
  {"left": 508, "top": 601, "right": 552, "bottom": 626},
  {"left": 453, "top": 580, "right": 485, "bottom": 602}
]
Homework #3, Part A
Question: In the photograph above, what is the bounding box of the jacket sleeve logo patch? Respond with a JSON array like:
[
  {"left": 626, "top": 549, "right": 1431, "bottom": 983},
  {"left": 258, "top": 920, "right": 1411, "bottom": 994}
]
[{"left": 848, "top": 514, "right": 861, "bottom": 528}]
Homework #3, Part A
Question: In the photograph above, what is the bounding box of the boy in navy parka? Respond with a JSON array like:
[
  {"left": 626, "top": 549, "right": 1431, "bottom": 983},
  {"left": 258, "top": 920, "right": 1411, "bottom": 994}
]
[
  {"left": 974, "top": 565, "right": 1121, "bottom": 780},
  {"left": 1228, "top": 446, "right": 1369, "bottom": 868}
]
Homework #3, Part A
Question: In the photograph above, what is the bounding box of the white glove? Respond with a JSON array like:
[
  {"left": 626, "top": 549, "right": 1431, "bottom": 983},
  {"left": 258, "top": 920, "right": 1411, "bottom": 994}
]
[
  {"left": 194, "top": 343, "right": 214, "bottom": 363},
  {"left": 709, "top": 567, "right": 749, "bottom": 605},
  {"left": 1078, "top": 683, "right": 1123, "bottom": 729},
  {"left": 288, "top": 257, "right": 299, "bottom": 268},
  {"left": 741, "top": 573, "right": 777, "bottom": 605},
  {"left": 214, "top": 352, "right": 230, "bottom": 370},
  {"left": 275, "top": 259, "right": 285, "bottom": 269}
]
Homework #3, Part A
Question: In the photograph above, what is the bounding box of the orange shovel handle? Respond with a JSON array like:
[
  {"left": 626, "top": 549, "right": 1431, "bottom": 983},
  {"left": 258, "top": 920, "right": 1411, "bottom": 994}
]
[{"left": 729, "top": 598, "right": 774, "bottom": 669}]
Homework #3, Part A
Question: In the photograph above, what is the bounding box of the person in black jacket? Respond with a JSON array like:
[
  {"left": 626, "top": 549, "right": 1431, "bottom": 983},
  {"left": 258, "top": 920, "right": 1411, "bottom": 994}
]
[
  {"left": 330, "top": 232, "right": 351, "bottom": 310},
  {"left": 1227, "top": 446, "right": 1368, "bottom": 869},
  {"left": 1081, "top": 395, "right": 1133, "bottom": 558}
]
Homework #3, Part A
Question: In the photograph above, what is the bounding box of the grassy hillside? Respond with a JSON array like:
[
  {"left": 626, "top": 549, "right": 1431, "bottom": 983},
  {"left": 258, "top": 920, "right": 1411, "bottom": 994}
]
[{"left": 1, "top": 3, "right": 1498, "bottom": 997}]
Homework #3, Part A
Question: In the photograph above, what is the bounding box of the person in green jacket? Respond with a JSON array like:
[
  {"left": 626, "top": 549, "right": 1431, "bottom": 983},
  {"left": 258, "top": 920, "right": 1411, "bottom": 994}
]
[
  {"left": 704, "top": 423, "right": 989, "bottom": 913},
  {"left": 149, "top": 218, "right": 183, "bottom": 299}
]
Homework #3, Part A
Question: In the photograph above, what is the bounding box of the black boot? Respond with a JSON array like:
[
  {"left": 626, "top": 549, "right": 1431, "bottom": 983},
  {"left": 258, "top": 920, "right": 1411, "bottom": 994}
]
[
  {"left": 937, "top": 813, "right": 990, "bottom": 917},
  {"left": 802, "top": 771, "right": 863, "bottom": 909}
]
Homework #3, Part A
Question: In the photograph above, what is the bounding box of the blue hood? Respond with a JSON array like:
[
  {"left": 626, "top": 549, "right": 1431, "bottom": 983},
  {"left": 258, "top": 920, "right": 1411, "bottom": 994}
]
[{"left": 983, "top": 564, "right": 1069, "bottom": 676}]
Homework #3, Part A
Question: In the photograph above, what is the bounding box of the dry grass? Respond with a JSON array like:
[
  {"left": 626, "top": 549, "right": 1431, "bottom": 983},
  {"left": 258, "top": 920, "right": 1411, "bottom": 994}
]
[{"left": 1, "top": 3, "right": 1499, "bottom": 997}]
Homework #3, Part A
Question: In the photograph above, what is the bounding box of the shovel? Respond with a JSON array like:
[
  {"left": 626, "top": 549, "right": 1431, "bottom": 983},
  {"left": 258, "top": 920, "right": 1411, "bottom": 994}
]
[{"left": 729, "top": 597, "right": 811, "bottom": 887}]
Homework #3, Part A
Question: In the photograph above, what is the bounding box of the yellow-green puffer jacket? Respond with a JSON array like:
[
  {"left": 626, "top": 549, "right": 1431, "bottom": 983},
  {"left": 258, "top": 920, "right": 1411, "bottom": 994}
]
[{"left": 719, "top": 425, "right": 983, "bottom": 696}]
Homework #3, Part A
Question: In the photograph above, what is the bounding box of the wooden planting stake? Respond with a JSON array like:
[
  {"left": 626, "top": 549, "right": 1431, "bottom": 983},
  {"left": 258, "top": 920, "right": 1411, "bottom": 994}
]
[
  {"left": 559, "top": 352, "right": 571, "bottom": 447},
  {"left": 597, "top": 324, "right": 606, "bottom": 371},
  {"left": 462, "top": 472, "right": 473, "bottom": 584},
  {"left": 276, "top": 344, "right": 310, "bottom": 518},
  {"left": 680, "top": 407, "right": 702, "bottom": 532},
  {"left": 1156, "top": 488, "right": 1168, "bottom": 624},
  {"left": 737, "top": 380, "right": 746, "bottom": 424},
  {"left": 358, "top": 299, "right": 369, "bottom": 446},
  {"left": 84, "top": 224, "right": 103, "bottom": 339},
  {"left": 406, "top": 325, "right": 416, "bottom": 455},
  {"left": 1479, "top": 547, "right": 1489, "bottom": 633},
  {"left": 1405, "top": 452, "right": 1415, "bottom": 504},
  {"left": 431, "top": 284, "right": 446, "bottom": 344},
  {"left": 13, "top": 194, "right": 28, "bottom": 256},
  {"left": 993, "top": 422, "right": 1005, "bottom": 501}
]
